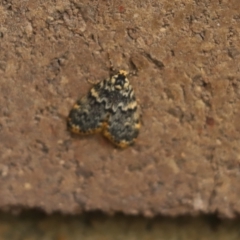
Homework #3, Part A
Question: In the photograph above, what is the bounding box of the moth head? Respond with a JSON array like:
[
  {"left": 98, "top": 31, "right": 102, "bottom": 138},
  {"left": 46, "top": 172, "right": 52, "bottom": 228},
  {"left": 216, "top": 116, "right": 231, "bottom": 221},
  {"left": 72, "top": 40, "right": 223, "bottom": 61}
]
[{"left": 112, "top": 70, "right": 129, "bottom": 90}]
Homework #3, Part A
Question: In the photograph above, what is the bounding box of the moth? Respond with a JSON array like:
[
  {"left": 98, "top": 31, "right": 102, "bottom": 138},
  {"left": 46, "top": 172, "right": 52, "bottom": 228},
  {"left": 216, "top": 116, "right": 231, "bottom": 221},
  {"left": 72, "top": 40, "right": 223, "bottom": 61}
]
[{"left": 67, "top": 70, "right": 141, "bottom": 148}]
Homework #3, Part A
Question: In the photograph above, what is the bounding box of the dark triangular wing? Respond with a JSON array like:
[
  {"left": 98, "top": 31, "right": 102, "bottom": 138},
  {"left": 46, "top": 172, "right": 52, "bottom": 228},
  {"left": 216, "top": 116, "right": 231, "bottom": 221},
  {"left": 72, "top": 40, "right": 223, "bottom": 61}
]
[
  {"left": 67, "top": 92, "right": 108, "bottom": 135},
  {"left": 103, "top": 105, "right": 141, "bottom": 148}
]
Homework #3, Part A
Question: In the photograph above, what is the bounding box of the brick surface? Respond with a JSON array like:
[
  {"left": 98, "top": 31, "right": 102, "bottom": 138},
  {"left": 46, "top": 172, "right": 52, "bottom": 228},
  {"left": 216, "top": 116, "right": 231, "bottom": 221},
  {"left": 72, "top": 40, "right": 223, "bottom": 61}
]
[{"left": 0, "top": 0, "right": 240, "bottom": 217}]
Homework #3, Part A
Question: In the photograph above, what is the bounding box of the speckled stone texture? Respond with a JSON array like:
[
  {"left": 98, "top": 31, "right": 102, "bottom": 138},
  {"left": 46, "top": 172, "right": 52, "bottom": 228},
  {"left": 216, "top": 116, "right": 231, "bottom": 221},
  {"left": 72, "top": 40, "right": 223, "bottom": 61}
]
[{"left": 0, "top": 0, "right": 240, "bottom": 218}]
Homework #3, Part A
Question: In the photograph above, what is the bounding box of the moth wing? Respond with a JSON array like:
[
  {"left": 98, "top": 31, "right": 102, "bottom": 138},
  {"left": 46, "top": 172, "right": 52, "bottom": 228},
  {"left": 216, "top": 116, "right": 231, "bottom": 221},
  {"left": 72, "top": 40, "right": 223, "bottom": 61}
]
[
  {"left": 67, "top": 93, "right": 108, "bottom": 134},
  {"left": 103, "top": 106, "right": 141, "bottom": 148}
]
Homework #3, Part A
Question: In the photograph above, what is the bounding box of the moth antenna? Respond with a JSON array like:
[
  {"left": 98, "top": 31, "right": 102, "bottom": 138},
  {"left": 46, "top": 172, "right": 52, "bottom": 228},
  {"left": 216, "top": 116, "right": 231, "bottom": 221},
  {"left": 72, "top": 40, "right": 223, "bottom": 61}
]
[{"left": 128, "top": 69, "right": 137, "bottom": 77}]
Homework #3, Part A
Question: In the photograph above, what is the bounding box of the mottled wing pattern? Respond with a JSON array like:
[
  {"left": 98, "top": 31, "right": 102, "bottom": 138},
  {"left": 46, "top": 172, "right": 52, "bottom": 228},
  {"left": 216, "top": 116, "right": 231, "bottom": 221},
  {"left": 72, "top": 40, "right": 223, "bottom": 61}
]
[
  {"left": 67, "top": 91, "right": 108, "bottom": 134},
  {"left": 103, "top": 106, "right": 141, "bottom": 148},
  {"left": 67, "top": 70, "right": 141, "bottom": 148}
]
